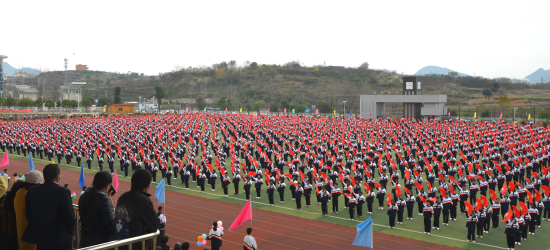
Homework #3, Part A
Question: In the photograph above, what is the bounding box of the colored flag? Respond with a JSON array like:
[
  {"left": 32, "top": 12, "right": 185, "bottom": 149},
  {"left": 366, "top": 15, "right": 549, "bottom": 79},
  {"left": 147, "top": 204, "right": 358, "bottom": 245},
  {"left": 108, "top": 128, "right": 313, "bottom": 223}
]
[
  {"left": 448, "top": 112, "right": 450, "bottom": 118},
  {"left": 79, "top": 108, "right": 82, "bottom": 113},
  {"left": 203, "top": 107, "right": 207, "bottom": 112},
  {"left": 266, "top": 108, "right": 269, "bottom": 113},
  {"left": 228, "top": 199, "right": 252, "bottom": 231},
  {"left": 113, "top": 169, "right": 119, "bottom": 192},
  {"left": 352, "top": 216, "right": 373, "bottom": 248},
  {"left": 528, "top": 113, "right": 531, "bottom": 120},
  {"left": 225, "top": 107, "right": 227, "bottom": 112},
  {"left": 292, "top": 109, "right": 295, "bottom": 114},
  {"left": 240, "top": 107, "right": 242, "bottom": 112},
  {"left": 499, "top": 113, "right": 502, "bottom": 119},
  {"left": 315, "top": 109, "right": 318, "bottom": 114},
  {"left": 29, "top": 155, "right": 34, "bottom": 171},
  {"left": 284, "top": 108, "right": 287, "bottom": 113},
  {"left": 0, "top": 152, "right": 8, "bottom": 168},
  {"left": 186, "top": 107, "right": 188, "bottom": 112},
  {"left": 334, "top": 110, "right": 336, "bottom": 115},
  {"left": 305, "top": 109, "right": 309, "bottom": 113},
  {"left": 103, "top": 107, "right": 105, "bottom": 112},
  {"left": 350, "top": 109, "right": 352, "bottom": 116},
  {"left": 155, "top": 178, "right": 166, "bottom": 204},
  {"left": 79, "top": 164, "right": 85, "bottom": 190},
  {"left": 474, "top": 112, "right": 476, "bottom": 118}
]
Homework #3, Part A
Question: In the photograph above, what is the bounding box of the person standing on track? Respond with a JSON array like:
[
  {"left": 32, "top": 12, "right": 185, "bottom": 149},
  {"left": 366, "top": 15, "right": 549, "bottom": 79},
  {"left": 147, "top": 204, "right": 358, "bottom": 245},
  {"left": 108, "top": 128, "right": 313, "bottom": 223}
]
[
  {"left": 243, "top": 227, "right": 257, "bottom": 250},
  {"left": 157, "top": 206, "right": 166, "bottom": 243},
  {"left": 207, "top": 221, "right": 223, "bottom": 250}
]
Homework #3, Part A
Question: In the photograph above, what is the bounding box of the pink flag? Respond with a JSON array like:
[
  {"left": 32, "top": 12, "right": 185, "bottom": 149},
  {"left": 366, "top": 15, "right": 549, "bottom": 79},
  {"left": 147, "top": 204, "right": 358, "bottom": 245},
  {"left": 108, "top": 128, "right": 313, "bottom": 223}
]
[
  {"left": 225, "top": 107, "right": 227, "bottom": 112},
  {"left": 0, "top": 151, "right": 8, "bottom": 168},
  {"left": 186, "top": 107, "right": 188, "bottom": 112},
  {"left": 448, "top": 112, "right": 451, "bottom": 118},
  {"left": 284, "top": 108, "right": 286, "bottom": 113},
  {"left": 266, "top": 108, "right": 269, "bottom": 113},
  {"left": 315, "top": 109, "right": 318, "bottom": 114},
  {"left": 113, "top": 169, "right": 119, "bottom": 191},
  {"left": 499, "top": 113, "right": 502, "bottom": 119},
  {"left": 370, "top": 111, "right": 372, "bottom": 118},
  {"left": 228, "top": 199, "right": 252, "bottom": 231}
]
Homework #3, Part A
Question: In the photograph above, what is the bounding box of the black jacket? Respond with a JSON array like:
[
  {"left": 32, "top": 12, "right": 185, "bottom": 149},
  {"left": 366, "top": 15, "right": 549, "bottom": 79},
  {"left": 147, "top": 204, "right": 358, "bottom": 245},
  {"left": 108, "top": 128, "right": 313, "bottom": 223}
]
[
  {"left": 116, "top": 189, "right": 159, "bottom": 250},
  {"left": 22, "top": 182, "right": 76, "bottom": 246},
  {"left": 79, "top": 187, "right": 116, "bottom": 247}
]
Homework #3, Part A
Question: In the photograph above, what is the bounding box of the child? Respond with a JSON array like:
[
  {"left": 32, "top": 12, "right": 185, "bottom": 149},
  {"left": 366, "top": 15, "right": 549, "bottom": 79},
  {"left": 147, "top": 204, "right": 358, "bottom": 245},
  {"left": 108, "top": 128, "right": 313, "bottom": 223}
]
[
  {"left": 157, "top": 206, "right": 166, "bottom": 242},
  {"left": 295, "top": 183, "right": 303, "bottom": 210},
  {"left": 387, "top": 200, "right": 398, "bottom": 228},
  {"left": 366, "top": 188, "right": 375, "bottom": 214},
  {"left": 442, "top": 195, "right": 452, "bottom": 225},
  {"left": 466, "top": 212, "right": 477, "bottom": 243},
  {"left": 277, "top": 179, "right": 286, "bottom": 203},
  {"left": 423, "top": 201, "right": 434, "bottom": 234},
  {"left": 406, "top": 192, "right": 415, "bottom": 220},
  {"left": 267, "top": 181, "right": 275, "bottom": 206},
  {"left": 432, "top": 197, "right": 442, "bottom": 230},
  {"left": 357, "top": 191, "right": 366, "bottom": 218},
  {"left": 348, "top": 193, "right": 357, "bottom": 220},
  {"left": 396, "top": 196, "right": 406, "bottom": 224},
  {"left": 221, "top": 172, "right": 231, "bottom": 197},
  {"left": 377, "top": 186, "right": 386, "bottom": 210}
]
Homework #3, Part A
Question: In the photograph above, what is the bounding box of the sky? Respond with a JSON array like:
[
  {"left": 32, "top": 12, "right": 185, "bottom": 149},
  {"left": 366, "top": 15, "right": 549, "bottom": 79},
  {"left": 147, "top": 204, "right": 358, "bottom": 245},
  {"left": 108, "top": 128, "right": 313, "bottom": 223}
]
[{"left": 2, "top": 0, "right": 549, "bottom": 79}]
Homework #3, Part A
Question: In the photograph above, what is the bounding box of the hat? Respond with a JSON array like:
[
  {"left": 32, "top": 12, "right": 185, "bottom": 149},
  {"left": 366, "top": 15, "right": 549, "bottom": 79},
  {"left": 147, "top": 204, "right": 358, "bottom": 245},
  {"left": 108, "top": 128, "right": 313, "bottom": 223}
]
[
  {"left": 25, "top": 170, "right": 44, "bottom": 184},
  {"left": 0, "top": 175, "right": 7, "bottom": 197}
]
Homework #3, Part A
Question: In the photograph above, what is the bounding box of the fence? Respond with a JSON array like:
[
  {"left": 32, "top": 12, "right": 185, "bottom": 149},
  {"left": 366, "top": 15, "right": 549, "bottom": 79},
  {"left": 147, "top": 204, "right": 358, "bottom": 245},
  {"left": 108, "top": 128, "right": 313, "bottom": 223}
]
[{"left": 446, "top": 105, "right": 550, "bottom": 123}]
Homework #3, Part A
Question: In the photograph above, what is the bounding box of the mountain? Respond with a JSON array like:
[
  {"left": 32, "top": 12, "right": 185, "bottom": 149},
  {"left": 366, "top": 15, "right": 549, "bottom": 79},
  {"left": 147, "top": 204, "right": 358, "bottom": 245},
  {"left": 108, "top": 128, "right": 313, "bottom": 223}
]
[
  {"left": 1, "top": 62, "right": 41, "bottom": 76},
  {"left": 524, "top": 68, "right": 550, "bottom": 84},
  {"left": 415, "top": 66, "right": 468, "bottom": 77}
]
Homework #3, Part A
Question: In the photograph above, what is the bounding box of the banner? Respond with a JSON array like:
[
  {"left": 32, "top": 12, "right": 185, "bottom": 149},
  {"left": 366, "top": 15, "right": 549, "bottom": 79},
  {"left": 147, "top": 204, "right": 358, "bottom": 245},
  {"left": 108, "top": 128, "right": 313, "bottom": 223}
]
[{"left": 0, "top": 109, "right": 32, "bottom": 113}]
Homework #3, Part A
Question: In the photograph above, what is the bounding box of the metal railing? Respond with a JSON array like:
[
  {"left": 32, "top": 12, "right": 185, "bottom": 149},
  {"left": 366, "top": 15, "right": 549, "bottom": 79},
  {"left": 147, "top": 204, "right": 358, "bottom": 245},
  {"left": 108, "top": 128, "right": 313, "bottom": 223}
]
[{"left": 78, "top": 230, "right": 159, "bottom": 250}]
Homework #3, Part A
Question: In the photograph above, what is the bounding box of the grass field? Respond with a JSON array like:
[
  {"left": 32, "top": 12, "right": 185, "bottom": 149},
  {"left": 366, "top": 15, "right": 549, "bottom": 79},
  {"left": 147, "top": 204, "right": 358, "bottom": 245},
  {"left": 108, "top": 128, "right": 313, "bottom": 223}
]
[{"left": 8, "top": 152, "right": 546, "bottom": 250}]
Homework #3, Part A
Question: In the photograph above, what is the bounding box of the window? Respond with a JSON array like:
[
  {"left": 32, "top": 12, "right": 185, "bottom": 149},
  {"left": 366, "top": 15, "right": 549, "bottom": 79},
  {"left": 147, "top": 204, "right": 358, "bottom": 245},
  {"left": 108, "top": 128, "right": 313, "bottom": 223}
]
[{"left": 118, "top": 108, "right": 123, "bottom": 111}]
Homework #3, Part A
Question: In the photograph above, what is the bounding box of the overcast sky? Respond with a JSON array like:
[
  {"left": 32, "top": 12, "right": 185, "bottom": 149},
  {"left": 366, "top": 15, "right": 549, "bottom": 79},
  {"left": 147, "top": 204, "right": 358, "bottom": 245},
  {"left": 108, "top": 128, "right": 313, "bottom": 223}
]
[{"left": 2, "top": 0, "right": 549, "bottom": 79}]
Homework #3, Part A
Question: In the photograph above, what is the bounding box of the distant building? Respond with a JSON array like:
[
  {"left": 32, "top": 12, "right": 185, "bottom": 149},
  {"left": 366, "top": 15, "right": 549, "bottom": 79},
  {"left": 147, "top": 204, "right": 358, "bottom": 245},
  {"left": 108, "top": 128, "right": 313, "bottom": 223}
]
[
  {"left": 76, "top": 64, "right": 88, "bottom": 71},
  {"left": 136, "top": 101, "right": 158, "bottom": 112},
  {"left": 61, "top": 82, "right": 85, "bottom": 101},
  {"left": 106, "top": 104, "right": 135, "bottom": 114},
  {"left": 14, "top": 72, "right": 34, "bottom": 78},
  {"left": 16, "top": 85, "right": 39, "bottom": 100}
]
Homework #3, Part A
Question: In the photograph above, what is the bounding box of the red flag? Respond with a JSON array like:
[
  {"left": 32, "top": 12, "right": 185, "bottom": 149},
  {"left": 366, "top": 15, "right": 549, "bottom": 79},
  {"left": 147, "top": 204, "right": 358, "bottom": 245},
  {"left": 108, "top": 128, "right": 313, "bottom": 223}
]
[
  {"left": 481, "top": 195, "right": 488, "bottom": 207},
  {"left": 0, "top": 152, "right": 9, "bottom": 168},
  {"left": 464, "top": 201, "right": 473, "bottom": 216},
  {"left": 404, "top": 187, "right": 411, "bottom": 194},
  {"left": 501, "top": 183, "right": 507, "bottom": 196},
  {"left": 439, "top": 187, "right": 447, "bottom": 198},
  {"left": 386, "top": 193, "right": 392, "bottom": 206},
  {"left": 489, "top": 189, "right": 497, "bottom": 201},
  {"left": 519, "top": 201, "right": 528, "bottom": 216},
  {"left": 526, "top": 190, "right": 533, "bottom": 203},
  {"left": 414, "top": 181, "right": 423, "bottom": 191},
  {"left": 542, "top": 185, "right": 550, "bottom": 196},
  {"left": 534, "top": 189, "right": 541, "bottom": 201},
  {"left": 512, "top": 205, "right": 520, "bottom": 218},
  {"left": 396, "top": 185, "right": 402, "bottom": 198},
  {"left": 228, "top": 199, "right": 252, "bottom": 231},
  {"left": 502, "top": 208, "right": 513, "bottom": 222},
  {"left": 374, "top": 182, "right": 381, "bottom": 189}
]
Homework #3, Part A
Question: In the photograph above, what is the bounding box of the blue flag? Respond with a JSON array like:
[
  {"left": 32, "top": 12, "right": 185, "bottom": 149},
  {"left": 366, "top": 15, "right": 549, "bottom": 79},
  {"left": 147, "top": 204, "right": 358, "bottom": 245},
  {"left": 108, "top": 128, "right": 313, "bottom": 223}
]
[
  {"left": 352, "top": 216, "right": 373, "bottom": 248},
  {"left": 29, "top": 155, "right": 34, "bottom": 171},
  {"left": 305, "top": 109, "right": 309, "bottom": 113},
  {"left": 155, "top": 178, "right": 165, "bottom": 204},
  {"left": 79, "top": 164, "right": 85, "bottom": 190},
  {"left": 350, "top": 109, "right": 352, "bottom": 116}
]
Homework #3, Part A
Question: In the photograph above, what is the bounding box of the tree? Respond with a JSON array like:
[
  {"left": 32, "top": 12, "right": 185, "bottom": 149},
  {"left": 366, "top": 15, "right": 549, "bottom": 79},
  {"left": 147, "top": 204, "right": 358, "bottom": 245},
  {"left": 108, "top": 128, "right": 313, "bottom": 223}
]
[
  {"left": 5, "top": 97, "right": 17, "bottom": 108},
  {"left": 497, "top": 96, "right": 512, "bottom": 107},
  {"left": 280, "top": 99, "right": 290, "bottom": 110},
  {"left": 481, "top": 110, "right": 491, "bottom": 117},
  {"left": 195, "top": 95, "right": 206, "bottom": 110},
  {"left": 538, "top": 108, "right": 550, "bottom": 119},
  {"left": 244, "top": 103, "right": 251, "bottom": 112},
  {"left": 18, "top": 98, "right": 34, "bottom": 108},
  {"left": 114, "top": 86, "right": 122, "bottom": 104},
  {"left": 167, "top": 86, "right": 174, "bottom": 104},
  {"left": 71, "top": 100, "right": 78, "bottom": 108},
  {"left": 81, "top": 99, "right": 92, "bottom": 111},
  {"left": 481, "top": 89, "right": 493, "bottom": 101},
  {"left": 154, "top": 86, "right": 165, "bottom": 108},
  {"left": 249, "top": 62, "right": 258, "bottom": 70},
  {"left": 491, "top": 83, "right": 500, "bottom": 93},
  {"left": 317, "top": 100, "right": 333, "bottom": 113},
  {"left": 34, "top": 98, "right": 43, "bottom": 107},
  {"left": 253, "top": 100, "right": 265, "bottom": 113},
  {"left": 216, "top": 95, "right": 232, "bottom": 111},
  {"left": 61, "top": 99, "right": 73, "bottom": 108},
  {"left": 45, "top": 100, "right": 55, "bottom": 108},
  {"left": 358, "top": 62, "right": 369, "bottom": 70},
  {"left": 269, "top": 103, "right": 279, "bottom": 112},
  {"left": 97, "top": 97, "right": 111, "bottom": 106}
]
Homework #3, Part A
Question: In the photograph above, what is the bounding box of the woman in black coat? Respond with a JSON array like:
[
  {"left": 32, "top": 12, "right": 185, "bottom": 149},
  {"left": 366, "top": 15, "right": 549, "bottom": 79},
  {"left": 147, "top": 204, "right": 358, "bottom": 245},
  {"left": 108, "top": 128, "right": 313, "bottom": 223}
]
[{"left": 79, "top": 171, "right": 116, "bottom": 247}]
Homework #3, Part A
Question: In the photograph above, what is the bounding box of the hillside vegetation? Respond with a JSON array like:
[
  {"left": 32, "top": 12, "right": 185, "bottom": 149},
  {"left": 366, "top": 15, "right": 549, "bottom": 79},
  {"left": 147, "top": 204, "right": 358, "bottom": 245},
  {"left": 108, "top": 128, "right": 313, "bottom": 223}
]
[{"left": 34, "top": 61, "right": 550, "bottom": 116}]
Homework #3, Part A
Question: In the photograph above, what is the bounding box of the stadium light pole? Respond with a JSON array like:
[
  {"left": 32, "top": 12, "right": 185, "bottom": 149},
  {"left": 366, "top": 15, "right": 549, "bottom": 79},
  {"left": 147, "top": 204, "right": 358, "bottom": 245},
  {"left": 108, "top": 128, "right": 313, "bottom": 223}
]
[{"left": 342, "top": 101, "right": 347, "bottom": 116}]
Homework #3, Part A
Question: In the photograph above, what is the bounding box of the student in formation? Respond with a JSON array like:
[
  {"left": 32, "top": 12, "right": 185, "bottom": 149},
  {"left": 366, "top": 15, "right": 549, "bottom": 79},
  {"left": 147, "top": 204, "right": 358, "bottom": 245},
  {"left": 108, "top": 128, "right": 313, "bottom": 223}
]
[
  {"left": 491, "top": 198, "right": 501, "bottom": 229},
  {"left": 267, "top": 180, "right": 275, "bottom": 206},
  {"left": 221, "top": 172, "right": 231, "bottom": 197},
  {"left": 198, "top": 170, "right": 206, "bottom": 193},
  {"left": 295, "top": 183, "right": 304, "bottom": 210},
  {"left": 366, "top": 188, "right": 376, "bottom": 214},
  {"left": 484, "top": 205, "right": 493, "bottom": 234},
  {"left": 405, "top": 191, "right": 415, "bottom": 220},
  {"left": 504, "top": 215, "right": 519, "bottom": 250},
  {"left": 376, "top": 185, "right": 386, "bottom": 210},
  {"left": 243, "top": 176, "right": 252, "bottom": 200},
  {"left": 450, "top": 190, "right": 459, "bottom": 221},
  {"left": 442, "top": 194, "right": 452, "bottom": 225},
  {"left": 396, "top": 195, "right": 406, "bottom": 224},
  {"left": 304, "top": 180, "right": 312, "bottom": 207},
  {"left": 181, "top": 167, "right": 190, "bottom": 189},
  {"left": 432, "top": 197, "right": 442, "bottom": 230},
  {"left": 319, "top": 186, "right": 330, "bottom": 216},
  {"left": 356, "top": 191, "right": 366, "bottom": 218},
  {"left": 423, "top": 201, "right": 434, "bottom": 234},
  {"left": 209, "top": 170, "right": 218, "bottom": 191},
  {"left": 277, "top": 179, "right": 286, "bottom": 203},
  {"left": 476, "top": 205, "right": 486, "bottom": 238},
  {"left": 331, "top": 183, "right": 342, "bottom": 213},
  {"left": 387, "top": 199, "right": 398, "bottom": 228},
  {"left": 527, "top": 203, "right": 539, "bottom": 235},
  {"left": 232, "top": 171, "right": 241, "bottom": 194},
  {"left": 466, "top": 211, "right": 478, "bottom": 243},
  {"left": 348, "top": 193, "right": 357, "bottom": 220}
]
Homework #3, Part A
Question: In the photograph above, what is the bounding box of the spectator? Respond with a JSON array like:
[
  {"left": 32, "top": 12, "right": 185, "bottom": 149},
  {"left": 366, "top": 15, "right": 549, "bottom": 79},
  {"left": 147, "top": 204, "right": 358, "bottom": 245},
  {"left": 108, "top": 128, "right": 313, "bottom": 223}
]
[
  {"left": 243, "top": 227, "right": 257, "bottom": 250},
  {"left": 14, "top": 170, "right": 44, "bottom": 250},
  {"left": 0, "top": 193, "right": 6, "bottom": 250},
  {"left": 180, "top": 242, "right": 190, "bottom": 250},
  {"left": 156, "top": 235, "right": 169, "bottom": 250},
  {"left": 2, "top": 181, "right": 25, "bottom": 249},
  {"left": 64, "top": 184, "right": 70, "bottom": 193},
  {"left": 79, "top": 171, "right": 115, "bottom": 247},
  {"left": 80, "top": 186, "right": 87, "bottom": 196},
  {"left": 173, "top": 242, "right": 182, "bottom": 250},
  {"left": 22, "top": 164, "right": 76, "bottom": 250},
  {"left": 116, "top": 169, "right": 159, "bottom": 250}
]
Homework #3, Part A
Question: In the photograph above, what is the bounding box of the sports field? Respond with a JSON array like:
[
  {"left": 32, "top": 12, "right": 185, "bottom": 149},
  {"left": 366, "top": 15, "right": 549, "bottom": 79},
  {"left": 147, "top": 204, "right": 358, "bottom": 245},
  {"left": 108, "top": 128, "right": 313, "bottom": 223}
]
[{"left": 8, "top": 153, "right": 546, "bottom": 250}]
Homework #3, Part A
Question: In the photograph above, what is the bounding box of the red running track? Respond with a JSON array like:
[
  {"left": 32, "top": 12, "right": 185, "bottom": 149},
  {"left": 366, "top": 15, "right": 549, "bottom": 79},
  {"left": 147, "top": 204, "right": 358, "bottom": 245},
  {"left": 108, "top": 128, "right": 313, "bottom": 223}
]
[{"left": 7, "top": 158, "right": 461, "bottom": 250}]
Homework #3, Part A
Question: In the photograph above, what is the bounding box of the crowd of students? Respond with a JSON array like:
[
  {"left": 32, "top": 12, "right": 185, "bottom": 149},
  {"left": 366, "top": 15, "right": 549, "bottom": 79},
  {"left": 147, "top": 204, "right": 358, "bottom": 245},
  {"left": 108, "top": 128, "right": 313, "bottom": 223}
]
[{"left": 1, "top": 113, "right": 550, "bottom": 249}]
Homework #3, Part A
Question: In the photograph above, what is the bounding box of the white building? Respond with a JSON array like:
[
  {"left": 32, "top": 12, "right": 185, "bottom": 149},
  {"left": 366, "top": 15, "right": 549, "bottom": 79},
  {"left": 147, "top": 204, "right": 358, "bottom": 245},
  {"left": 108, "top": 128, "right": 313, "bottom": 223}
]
[
  {"left": 16, "top": 85, "right": 39, "bottom": 100},
  {"left": 61, "top": 82, "right": 85, "bottom": 101}
]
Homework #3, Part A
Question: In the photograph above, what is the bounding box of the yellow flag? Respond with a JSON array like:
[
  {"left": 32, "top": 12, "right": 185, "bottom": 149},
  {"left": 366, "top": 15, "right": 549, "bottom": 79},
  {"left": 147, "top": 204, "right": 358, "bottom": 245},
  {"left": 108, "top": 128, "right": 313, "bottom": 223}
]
[
  {"left": 528, "top": 113, "right": 531, "bottom": 120},
  {"left": 333, "top": 110, "right": 336, "bottom": 115},
  {"left": 103, "top": 107, "right": 106, "bottom": 112},
  {"left": 474, "top": 112, "right": 476, "bottom": 118},
  {"left": 240, "top": 107, "right": 242, "bottom": 112},
  {"left": 51, "top": 159, "right": 55, "bottom": 164}
]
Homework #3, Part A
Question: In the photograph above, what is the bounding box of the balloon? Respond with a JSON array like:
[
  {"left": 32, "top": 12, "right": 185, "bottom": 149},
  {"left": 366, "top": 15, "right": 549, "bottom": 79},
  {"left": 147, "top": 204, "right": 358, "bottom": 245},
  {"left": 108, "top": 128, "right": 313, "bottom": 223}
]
[
  {"left": 217, "top": 221, "right": 223, "bottom": 226},
  {"left": 202, "top": 234, "right": 207, "bottom": 239},
  {"left": 198, "top": 236, "right": 204, "bottom": 241},
  {"left": 197, "top": 241, "right": 202, "bottom": 246},
  {"left": 202, "top": 240, "right": 206, "bottom": 245}
]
